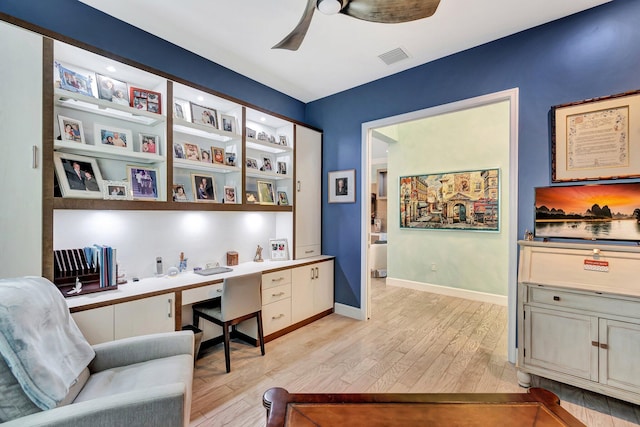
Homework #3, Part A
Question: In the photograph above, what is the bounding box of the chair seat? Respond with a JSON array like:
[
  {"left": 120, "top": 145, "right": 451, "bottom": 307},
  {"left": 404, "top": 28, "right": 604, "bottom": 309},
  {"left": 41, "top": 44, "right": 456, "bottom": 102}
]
[{"left": 192, "top": 299, "right": 222, "bottom": 322}]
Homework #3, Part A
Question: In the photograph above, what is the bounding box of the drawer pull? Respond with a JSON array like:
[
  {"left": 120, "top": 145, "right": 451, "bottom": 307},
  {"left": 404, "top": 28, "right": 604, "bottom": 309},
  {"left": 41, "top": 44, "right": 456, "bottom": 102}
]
[
  {"left": 272, "top": 292, "right": 285, "bottom": 297},
  {"left": 592, "top": 341, "right": 599, "bottom": 347},
  {"left": 271, "top": 277, "right": 285, "bottom": 282},
  {"left": 553, "top": 296, "right": 560, "bottom": 301},
  {"left": 217, "top": 289, "right": 222, "bottom": 293},
  {"left": 305, "top": 250, "right": 314, "bottom": 254},
  {"left": 272, "top": 313, "right": 285, "bottom": 320},
  {"left": 600, "top": 343, "right": 609, "bottom": 350}
]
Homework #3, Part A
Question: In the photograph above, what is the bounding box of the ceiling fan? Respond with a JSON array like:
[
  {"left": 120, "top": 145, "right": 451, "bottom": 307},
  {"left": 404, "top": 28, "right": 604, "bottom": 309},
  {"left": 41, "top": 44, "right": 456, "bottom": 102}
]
[{"left": 273, "top": 0, "right": 441, "bottom": 51}]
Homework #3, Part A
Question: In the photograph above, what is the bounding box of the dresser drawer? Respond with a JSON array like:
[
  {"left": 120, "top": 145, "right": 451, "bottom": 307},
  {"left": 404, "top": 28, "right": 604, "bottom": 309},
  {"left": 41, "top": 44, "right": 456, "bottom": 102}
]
[
  {"left": 182, "top": 283, "right": 223, "bottom": 305},
  {"left": 529, "top": 286, "right": 640, "bottom": 318},
  {"left": 263, "top": 270, "right": 292, "bottom": 290},
  {"left": 262, "top": 298, "right": 291, "bottom": 336},
  {"left": 262, "top": 283, "right": 291, "bottom": 305}
]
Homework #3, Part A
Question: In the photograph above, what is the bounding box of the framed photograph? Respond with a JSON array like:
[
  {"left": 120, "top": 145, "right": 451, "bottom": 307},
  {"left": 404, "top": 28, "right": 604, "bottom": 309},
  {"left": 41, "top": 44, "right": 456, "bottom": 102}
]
[
  {"left": 278, "top": 135, "right": 288, "bottom": 146},
  {"left": 223, "top": 186, "right": 236, "bottom": 203},
  {"left": 139, "top": 133, "right": 159, "bottom": 154},
  {"left": 225, "top": 151, "right": 237, "bottom": 166},
  {"left": 183, "top": 142, "right": 201, "bottom": 161},
  {"left": 190, "top": 102, "right": 218, "bottom": 128},
  {"left": 173, "top": 143, "right": 186, "bottom": 159},
  {"left": 200, "top": 149, "right": 211, "bottom": 163},
  {"left": 174, "top": 101, "right": 185, "bottom": 120},
  {"left": 245, "top": 191, "right": 258, "bottom": 205},
  {"left": 172, "top": 184, "right": 189, "bottom": 202},
  {"left": 96, "top": 74, "right": 129, "bottom": 105},
  {"left": 57, "top": 115, "right": 85, "bottom": 143},
  {"left": 257, "top": 131, "right": 269, "bottom": 142},
  {"left": 246, "top": 127, "right": 256, "bottom": 139},
  {"left": 257, "top": 180, "right": 275, "bottom": 205},
  {"left": 192, "top": 173, "right": 217, "bottom": 202},
  {"left": 246, "top": 157, "right": 258, "bottom": 169},
  {"left": 261, "top": 155, "right": 274, "bottom": 172},
  {"left": 127, "top": 166, "right": 159, "bottom": 200},
  {"left": 551, "top": 90, "right": 640, "bottom": 182},
  {"left": 277, "top": 161, "right": 287, "bottom": 175},
  {"left": 53, "top": 152, "right": 103, "bottom": 198},
  {"left": 94, "top": 123, "right": 133, "bottom": 151},
  {"left": 221, "top": 114, "right": 237, "bottom": 133},
  {"left": 277, "top": 191, "right": 289, "bottom": 206},
  {"left": 328, "top": 169, "right": 356, "bottom": 203},
  {"left": 56, "top": 62, "right": 94, "bottom": 97},
  {"left": 245, "top": 191, "right": 259, "bottom": 204},
  {"left": 102, "top": 180, "right": 131, "bottom": 200},
  {"left": 129, "top": 86, "right": 162, "bottom": 114},
  {"left": 399, "top": 168, "right": 499, "bottom": 231},
  {"left": 212, "top": 146, "right": 225, "bottom": 165},
  {"left": 269, "top": 238, "right": 289, "bottom": 261}
]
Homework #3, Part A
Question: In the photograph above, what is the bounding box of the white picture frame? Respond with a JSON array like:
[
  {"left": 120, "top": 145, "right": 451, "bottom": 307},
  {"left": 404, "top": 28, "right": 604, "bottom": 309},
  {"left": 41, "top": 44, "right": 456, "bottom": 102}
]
[
  {"left": 94, "top": 123, "right": 133, "bottom": 151},
  {"left": 328, "top": 169, "right": 356, "bottom": 203},
  {"left": 57, "top": 115, "right": 85, "bottom": 144},
  {"left": 53, "top": 152, "right": 104, "bottom": 198},
  {"left": 102, "top": 180, "right": 131, "bottom": 200},
  {"left": 139, "top": 133, "right": 159, "bottom": 154},
  {"left": 221, "top": 114, "right": 237, "bottom": 134},
  {"left": 269, "top": 238, "right": 289, "bottom": 261}
]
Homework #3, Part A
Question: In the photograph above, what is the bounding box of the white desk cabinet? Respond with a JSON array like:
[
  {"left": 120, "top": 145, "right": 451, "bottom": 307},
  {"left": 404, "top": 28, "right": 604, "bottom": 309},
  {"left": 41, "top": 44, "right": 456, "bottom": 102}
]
[
  {"left": 517, "top": 241, "right": 640, "bottom": 405},
  {"left": 292, "top": 259, "right": 334, "bottom": 324}
]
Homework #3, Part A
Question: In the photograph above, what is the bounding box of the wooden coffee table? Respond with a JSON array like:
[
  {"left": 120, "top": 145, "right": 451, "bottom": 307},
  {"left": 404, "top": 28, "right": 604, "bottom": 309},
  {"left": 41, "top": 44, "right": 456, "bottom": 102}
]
[{"left": 262, "top": 387, "right": 585, "bottom": 426}]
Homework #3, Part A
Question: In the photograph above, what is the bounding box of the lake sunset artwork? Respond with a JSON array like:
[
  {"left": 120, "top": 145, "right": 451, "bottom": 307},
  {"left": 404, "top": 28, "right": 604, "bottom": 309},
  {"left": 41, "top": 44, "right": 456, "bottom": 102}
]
[{"left": 534, "top": 182, "right": 640, "bottom": 242}]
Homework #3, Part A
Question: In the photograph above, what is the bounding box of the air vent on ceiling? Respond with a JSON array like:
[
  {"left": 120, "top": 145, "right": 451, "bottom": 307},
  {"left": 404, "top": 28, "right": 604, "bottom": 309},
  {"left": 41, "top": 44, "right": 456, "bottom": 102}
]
[{"left": 378, "top": 47, "right": 410, "bottom": 65}]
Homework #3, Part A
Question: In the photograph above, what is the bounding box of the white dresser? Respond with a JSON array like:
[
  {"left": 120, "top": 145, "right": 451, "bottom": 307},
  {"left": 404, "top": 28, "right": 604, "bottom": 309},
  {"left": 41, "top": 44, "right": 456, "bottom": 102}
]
[{"left": 517, "top": 240, "right": 640, "bottom": 404}]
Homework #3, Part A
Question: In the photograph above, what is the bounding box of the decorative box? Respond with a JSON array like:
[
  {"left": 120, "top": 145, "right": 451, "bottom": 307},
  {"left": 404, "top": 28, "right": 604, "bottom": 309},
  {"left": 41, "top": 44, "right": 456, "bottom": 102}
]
[{"left": 226, "top": 251, "right": 238, "bottom": 266}]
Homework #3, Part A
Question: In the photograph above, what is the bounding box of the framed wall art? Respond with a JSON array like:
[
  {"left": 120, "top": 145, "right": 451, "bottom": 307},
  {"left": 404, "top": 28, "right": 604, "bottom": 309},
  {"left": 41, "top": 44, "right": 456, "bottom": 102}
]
[
  {"left": 269, "top": 238, "right": 289, "bottom": 261},
  {"left": 53, "top": 152, "right": 103, "bottom": 198},
  {"left": 94, "top": 123, "right": 132, "bottom": 151},
  {"left": 328, "top": 169, "right": 355, "bottom": 203},
  {"left": 551, "top": 89, "right": 640, "bottom": 182},
  {"left": 130, "top": 86, "right": 161, "bottom": 114},
  {"left": 399, "top": 168, "right": 499, "bottom": 231},
  {"left": 127, "top": 166, "right": 159, "bottom": 200},
  {"left": 57, "top": 115, "right": 85, "bottom": 143}
]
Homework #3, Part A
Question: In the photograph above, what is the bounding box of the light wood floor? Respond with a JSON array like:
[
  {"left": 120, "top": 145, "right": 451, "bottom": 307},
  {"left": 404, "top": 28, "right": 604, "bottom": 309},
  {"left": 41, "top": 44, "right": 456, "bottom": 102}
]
[{"left": 189, "top": 279, "right": 640, "bottom": 426}]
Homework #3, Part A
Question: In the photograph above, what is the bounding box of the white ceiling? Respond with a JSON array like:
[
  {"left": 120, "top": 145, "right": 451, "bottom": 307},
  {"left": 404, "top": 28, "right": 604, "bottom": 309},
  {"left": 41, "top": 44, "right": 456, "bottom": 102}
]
[{"left": 78, "top": 0, "right": 610, "bottom": 103}]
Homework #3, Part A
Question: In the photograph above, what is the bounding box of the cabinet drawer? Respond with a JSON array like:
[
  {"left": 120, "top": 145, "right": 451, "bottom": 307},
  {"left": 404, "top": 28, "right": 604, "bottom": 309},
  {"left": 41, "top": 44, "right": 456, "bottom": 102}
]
[
  {"left": 296, "top": 244, "right": 321, "bottom": 259},
  {"left": 529, "top": 287, "right": 640, "bottom": 318},
  {"left": 263, "top": 270, "right": 292, "bottom": 290},
  {"left": 262, "top": 283, "right": 291, "bottom": 305},
  {"left": 262, "top": 298, "right": 292, "bottom": 336},
  {"left": 182, "top": 283, "right": 223, "bottom": 305}
]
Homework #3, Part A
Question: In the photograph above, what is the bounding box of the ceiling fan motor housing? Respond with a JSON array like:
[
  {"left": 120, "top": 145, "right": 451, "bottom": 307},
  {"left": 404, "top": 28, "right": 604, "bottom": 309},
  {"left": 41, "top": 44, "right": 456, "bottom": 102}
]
[{"left": 317, "top": 0, "right": 346, "bottom": 15}]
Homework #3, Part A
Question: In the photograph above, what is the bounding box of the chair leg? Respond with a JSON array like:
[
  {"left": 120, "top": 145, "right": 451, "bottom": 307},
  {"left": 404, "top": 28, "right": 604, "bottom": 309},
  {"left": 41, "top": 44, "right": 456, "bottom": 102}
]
[
  {"left": 257, "top": 311, "right": 265, "bottom": 356},
  {"left": 223, "top": 321, "right": 231, "bottom": 373}
]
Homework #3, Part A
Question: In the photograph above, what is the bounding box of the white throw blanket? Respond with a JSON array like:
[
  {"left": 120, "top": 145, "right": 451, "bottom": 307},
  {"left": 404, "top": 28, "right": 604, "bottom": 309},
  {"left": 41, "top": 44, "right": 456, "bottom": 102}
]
[{"left": 0, "top": 277, "right": 95, "bottom": 410}]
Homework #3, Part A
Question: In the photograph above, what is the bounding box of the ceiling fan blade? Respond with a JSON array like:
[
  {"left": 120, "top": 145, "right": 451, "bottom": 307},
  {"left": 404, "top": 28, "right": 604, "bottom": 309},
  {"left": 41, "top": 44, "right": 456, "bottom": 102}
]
[
  {"left": 272, "top": 0, "right": 317, "bottom": 50},
  {"left": 342, "top": 0, "right": 440, "bottom": 23}
]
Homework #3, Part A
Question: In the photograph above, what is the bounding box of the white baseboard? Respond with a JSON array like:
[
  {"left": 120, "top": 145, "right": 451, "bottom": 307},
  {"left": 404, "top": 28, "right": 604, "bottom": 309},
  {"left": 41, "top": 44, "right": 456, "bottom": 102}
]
[
  {"left": 334, "top": 303, "right": 366, "bottom": 320},
  {"left": 386, "top": 277, "right": 508, "bottom": 306}
]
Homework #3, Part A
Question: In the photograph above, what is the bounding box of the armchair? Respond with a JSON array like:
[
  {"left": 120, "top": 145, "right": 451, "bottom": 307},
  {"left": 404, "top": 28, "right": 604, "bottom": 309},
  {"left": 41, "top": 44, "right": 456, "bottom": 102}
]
[{"left": 0, "top": 277, "right": 194, "bottom": 427}]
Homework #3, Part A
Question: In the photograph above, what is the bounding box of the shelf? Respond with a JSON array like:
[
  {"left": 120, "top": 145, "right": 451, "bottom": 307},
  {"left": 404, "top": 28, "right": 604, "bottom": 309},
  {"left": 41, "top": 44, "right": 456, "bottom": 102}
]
[
  {"left": 173, "top": 158, "right": 240, "bottom": 174},
  {"left": 246, "top": 169, "right": 292, "bottom": 181},
  {"left": 246, "top": 137, "right": 292, "bottom": 154},
  {"left": 55, "top": 89, "right": 165, "bottom": 126},
  {"left": 54, "top": 140, "right": 164, "bottom": 164},
  {"left": 174, "top": 119, "right": 239, "bottom": 142}
]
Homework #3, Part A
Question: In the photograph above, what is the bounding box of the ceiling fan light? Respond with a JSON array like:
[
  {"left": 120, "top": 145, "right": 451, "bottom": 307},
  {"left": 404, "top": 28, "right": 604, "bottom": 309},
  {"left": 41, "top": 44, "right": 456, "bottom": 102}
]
[{"left": 317, "top": 0, "right": 342, "bottom": 15}]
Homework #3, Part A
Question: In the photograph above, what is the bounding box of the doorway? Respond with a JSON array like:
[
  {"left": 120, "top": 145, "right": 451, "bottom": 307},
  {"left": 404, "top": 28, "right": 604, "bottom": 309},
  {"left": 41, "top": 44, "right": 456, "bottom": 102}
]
[{"left": 360, "top": 88, "right": 519, "bottom": 362}]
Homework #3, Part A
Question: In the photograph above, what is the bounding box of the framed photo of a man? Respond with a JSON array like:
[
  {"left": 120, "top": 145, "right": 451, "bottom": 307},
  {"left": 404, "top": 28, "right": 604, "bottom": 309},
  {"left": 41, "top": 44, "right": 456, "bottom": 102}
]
[
  {"left": 192, "top": 173, "right": 217, "bottom": 203},
  {"left": 57, "top": 115, "right": 85, "bottom": 144},
  {"left": 127, "top": 166, "right": 159, "bottom": 200},
  {"left": 53, "top": 152, "right": 104, "bottom": 199},
  {"left": 328, "top": 169, "right": 356, "bottom": 203}
]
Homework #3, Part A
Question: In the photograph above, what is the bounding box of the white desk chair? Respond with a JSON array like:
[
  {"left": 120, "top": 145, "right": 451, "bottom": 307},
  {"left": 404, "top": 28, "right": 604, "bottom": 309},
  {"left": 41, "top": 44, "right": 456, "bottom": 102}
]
[{"left": 192, "top": 272, "right": 265, "bottom": 373}]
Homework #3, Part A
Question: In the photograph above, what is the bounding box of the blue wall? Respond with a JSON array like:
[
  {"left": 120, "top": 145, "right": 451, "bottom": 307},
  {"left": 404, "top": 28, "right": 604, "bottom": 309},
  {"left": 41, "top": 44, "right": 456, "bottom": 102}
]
[
  {"left": 306, "top": 0, "right": 640, "bottom": 308},
  {"left": 2, "top": 0, "right": 639, "bottom": 309}
]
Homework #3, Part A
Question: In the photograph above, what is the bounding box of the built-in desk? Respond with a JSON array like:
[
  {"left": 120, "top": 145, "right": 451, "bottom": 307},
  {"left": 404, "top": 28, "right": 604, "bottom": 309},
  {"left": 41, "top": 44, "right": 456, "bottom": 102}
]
[{"left": 68, "top": 256, "right": 334, "bottom": 345}]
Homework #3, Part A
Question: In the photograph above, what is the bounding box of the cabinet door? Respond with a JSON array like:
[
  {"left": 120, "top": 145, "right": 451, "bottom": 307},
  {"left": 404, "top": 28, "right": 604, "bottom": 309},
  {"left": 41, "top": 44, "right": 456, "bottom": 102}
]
[
  {"left": 291, "top": 266, "right": 315, "bottom": 323},
  {"left": 72, "top": 306, "right": 115, "bottom": 345},
  {"left": 114, "top": 293, "right": 176, "bottom": 340},
  {"left": 0, "top": 22, "right": 43, "bottom": 277},
  {"left": 314, "top": 260, "right": 334, "bottom": 313},
  {"left": 599, "top": 318, "right": 640, "bottom": 392},
  {"left": 294, "top": 126, "right": 322, "bottom": 258},
  {"left": 524, "top": 305, "right": 598, "bottom": 381}
]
